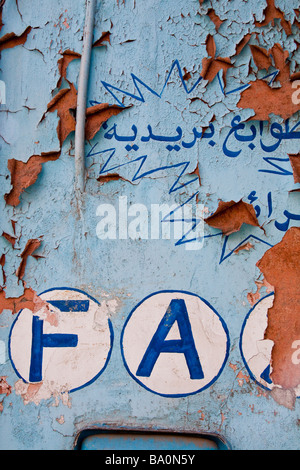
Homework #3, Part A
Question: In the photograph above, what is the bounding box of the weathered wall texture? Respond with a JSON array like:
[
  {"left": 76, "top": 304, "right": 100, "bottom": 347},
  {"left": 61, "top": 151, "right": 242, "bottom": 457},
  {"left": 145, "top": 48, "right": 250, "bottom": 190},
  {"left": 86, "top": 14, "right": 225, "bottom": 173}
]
[{"left": 0, "top": 0, "right": 299, "bottom": 450}]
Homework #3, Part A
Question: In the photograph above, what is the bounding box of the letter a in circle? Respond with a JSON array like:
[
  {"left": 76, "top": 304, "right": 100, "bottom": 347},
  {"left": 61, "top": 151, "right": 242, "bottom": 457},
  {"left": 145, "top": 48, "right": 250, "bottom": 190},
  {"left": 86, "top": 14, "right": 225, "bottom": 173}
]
[{"left": 136, "top": 299, "right": 204, "bottom": 379}]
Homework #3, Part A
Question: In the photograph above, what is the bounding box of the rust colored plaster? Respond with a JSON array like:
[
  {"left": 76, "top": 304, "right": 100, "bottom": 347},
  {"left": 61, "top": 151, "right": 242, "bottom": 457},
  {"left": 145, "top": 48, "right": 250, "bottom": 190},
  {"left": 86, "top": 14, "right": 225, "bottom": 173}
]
[
  {"left": 0, "top": 26, "right": 32, "bottom": 52},
  {"left": 93, "top": 30, "right": 111, "bottom": 47},
  {"left": 257, "top": 227, "right": 300, "bottom": 389},
  {"left": 0, "top": 377, "right": 11, "bottom": 397},
  {"left": 182, "top": 67, "right": 191, "bottom": 81},
  {"left": 97, "top": 173, "right": 130, "bottom": 185},
  {"left": 254, "top": 0, "right": 293, "bottom": 37},
  {"left": 42, "top": 84, "right": 77, "bottom": 146},
  {"left": 205, "top": 199, "right": 260, "bottom": 235},
  {"left": 2, "top": 25, "right": 125, "bottom": 213},
  {"left": 238, "top": 80, "right": 299, "bottom": 121},
  {"left": 42, "top": 83, "right": 127, "bottom": 145},
  {"left": 250, "top": 45, "right": 273, "bottom": 71},
  {"left": 85, "top": 103, "right": 129, "bottom": 141},
  {"left": 247, "top": 277, "right": 273, "bottom": 306},
  {"left": 2, "top": 221, "right": 17, "bottom": 248},
  {"left": 238, "top": 43, "right": 299, "bottom": 121},
  {"left": 236, "top": 370, "right": 250, "bottom": 387},
  {"left": 235, "top": 33, "right": 252, "bottom": 57},
  {"left": 0, "top": 286, "right": 45, "bottom": 315},
  {"left": 188, "top": 162, "right": 201, "bottom": 187},
  {"left": 201, "top": 34, "right": 232, "bottom": 88},
  {"left": 14, "top": 381, "right": 43, "bottom": 404},
  {"left": 5, "top": 152, "right": 61, "bottom": 207},
  {"left": 207, "top": 8, "right": 224, "bottom": 31},
  {"left": 1, "top": 231, "right": 16, "bottom": 247},
  {"left": 234, "top": 241, "right": 254, "bottom": 254},
  {"left": 0, "top": 253, "right": 6, "bottom": 286},
  {"left": 56, "top": 31, "right": 111, "bottom": 88},
  {"left": 290, "top": 188, "right": 300, "bottom": 193},
  {"left": 235, "top": 241, "right": 254, "bottom": 253},
  {"left": 288, "top": 154, "right": 300, "bottom": 184},
  {"left": 16, "top": 238, "right": 43, "bottom": 281},
  {"left": 0, "top": 0, "right": 5, "bottom": 32},
  {"left": 57, "top": 50, "right": 81, "bottom": 88}
]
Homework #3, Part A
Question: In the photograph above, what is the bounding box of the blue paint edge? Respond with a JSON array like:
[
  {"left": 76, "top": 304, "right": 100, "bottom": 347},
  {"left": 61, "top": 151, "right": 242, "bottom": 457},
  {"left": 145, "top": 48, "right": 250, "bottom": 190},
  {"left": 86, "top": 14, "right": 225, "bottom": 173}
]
[
  {"left": 120, "top": 290, "right": 230, "bottom": 398},
  {"left": 239, "top": 292, "right": 280, "bottom": 394},
  {"left": 8, "top": 287, "right": 114, "bottom": 394},
  {"left": 239, "top": 291, "right": 300, "bottom": 398}
]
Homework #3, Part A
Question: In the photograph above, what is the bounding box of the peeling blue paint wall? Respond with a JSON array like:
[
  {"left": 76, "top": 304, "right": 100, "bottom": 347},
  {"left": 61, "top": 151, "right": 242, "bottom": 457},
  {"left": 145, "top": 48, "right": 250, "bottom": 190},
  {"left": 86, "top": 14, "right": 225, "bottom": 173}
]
[{"left": 0, "top": 0, "right": 299, "bottom": 450}]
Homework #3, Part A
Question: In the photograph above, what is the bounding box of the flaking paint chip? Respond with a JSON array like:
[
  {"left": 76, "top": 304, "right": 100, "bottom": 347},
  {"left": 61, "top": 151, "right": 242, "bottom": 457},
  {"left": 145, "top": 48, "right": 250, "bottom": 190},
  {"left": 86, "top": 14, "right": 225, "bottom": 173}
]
[
  {"left": 205, "top": 199, "right": 260, "bottom": 236},
  {"left": 256, "top": 227, "right": 300, "bottom": 390}
]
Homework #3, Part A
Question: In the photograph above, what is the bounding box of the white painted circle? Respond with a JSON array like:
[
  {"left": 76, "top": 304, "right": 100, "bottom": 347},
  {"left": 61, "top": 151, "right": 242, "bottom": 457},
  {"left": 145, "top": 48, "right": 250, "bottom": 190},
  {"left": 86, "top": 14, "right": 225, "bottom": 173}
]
[
  {"left": 121, "top": 290, "right": 230, "bottom": 397},
  {"left": 240, "top": 294, "right": 300, "bottom": 397},
  {"left": 9, "top": 288, "right": 113, "bottom": 393},
  {"left": 240, "top": 294, "right": 275, "bottom": 391}
]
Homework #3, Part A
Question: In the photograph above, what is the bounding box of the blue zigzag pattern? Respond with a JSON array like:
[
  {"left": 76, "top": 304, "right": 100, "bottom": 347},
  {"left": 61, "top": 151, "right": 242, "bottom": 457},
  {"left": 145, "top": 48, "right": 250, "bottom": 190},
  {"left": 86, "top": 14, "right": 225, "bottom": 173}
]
[
  {"left": 87, "top": 146, "right": 199, "bottom": 194},
  {"left": 91, "top": 60, "right": 203, "bottom": 107},
  {"left": 90, "top": 59, "right": 279, "bottom": 107},
  {"left": 219, "top": 234, "right": 274, "bottom": 264},
  {"left": 88, "top": 60, "right": 281, "bottom": 250},
  {"left": 160, "top": 192, "right": 203, "bottom": 246}
]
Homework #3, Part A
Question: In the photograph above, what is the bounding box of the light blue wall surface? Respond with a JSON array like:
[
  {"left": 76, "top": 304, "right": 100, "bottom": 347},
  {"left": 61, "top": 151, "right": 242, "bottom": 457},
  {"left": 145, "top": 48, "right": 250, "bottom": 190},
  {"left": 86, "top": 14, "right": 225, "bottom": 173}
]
[{"left": 0, "top": 0, "right": 299, "bottom": 450}]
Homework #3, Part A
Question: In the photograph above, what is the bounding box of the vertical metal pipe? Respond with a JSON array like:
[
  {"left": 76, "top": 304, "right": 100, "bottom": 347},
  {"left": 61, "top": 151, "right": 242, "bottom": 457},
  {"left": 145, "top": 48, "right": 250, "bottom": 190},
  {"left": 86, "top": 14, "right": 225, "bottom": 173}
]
[{"left": 75, "top": 0, "right": 96, "bottom": 194}]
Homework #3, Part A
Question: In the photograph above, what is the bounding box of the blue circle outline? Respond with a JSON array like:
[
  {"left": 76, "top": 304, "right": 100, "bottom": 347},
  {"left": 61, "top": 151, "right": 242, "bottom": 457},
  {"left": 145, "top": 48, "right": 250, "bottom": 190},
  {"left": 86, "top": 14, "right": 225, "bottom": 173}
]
[
  {"left": 120, "top": 289, "right": 230, "bottom": 398},
  {"left": 8, "top": 286, "right": 114, "bottom": 394},
  {"left": 239, "top": 292, "right": 275, "bottom": 392}
]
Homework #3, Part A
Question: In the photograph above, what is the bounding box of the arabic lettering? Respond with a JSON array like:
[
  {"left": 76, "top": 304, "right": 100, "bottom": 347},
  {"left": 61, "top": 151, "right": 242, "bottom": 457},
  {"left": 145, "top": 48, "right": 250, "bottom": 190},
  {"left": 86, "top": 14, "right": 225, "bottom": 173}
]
[{"left": 101, "top": 116, "right": 300, "bottom": 161}]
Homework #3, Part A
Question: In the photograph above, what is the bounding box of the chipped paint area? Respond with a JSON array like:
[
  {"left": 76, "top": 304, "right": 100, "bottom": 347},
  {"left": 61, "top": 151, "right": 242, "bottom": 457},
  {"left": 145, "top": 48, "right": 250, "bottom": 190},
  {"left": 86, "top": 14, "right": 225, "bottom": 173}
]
[
  {"left": 14, "top": 379, "right": 72, "bottom": 407},
  {"left": 257, "top": 228, "right": 300, "bottom": 391},
  {"left": 205, "top": 199, "right": 260, "bottom": 235},
  {"left": 9, "top": 288, "right": 114, "bottom": 403},
  {"left": 0, "top": 0, "right": 300, "bottom": 451}
]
